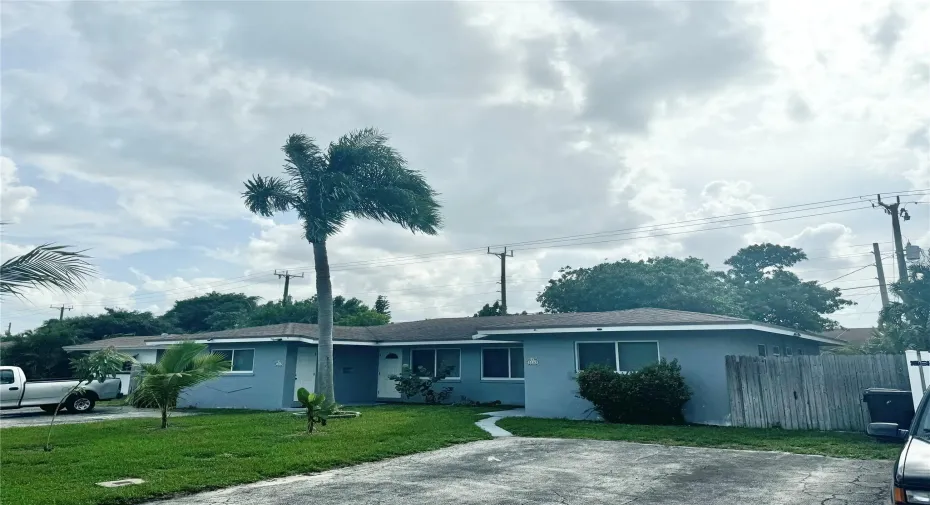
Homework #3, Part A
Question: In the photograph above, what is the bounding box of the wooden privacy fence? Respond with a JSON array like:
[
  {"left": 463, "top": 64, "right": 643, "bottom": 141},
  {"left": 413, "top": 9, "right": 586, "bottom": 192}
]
[{"left": 725, "top": 354, "right": 910, "bottom": 431}]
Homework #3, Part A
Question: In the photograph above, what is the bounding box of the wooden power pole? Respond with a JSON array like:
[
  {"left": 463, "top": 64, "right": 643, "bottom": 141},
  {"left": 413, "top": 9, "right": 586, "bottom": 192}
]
[
  {"left": 487, "top": 247, "right": 514, "bottom": 314},
  {"left": 872, "top": 242, "right": 890, "bottom": 308},
  {"left": 50, "top": 304, "right": 72, "bottom": 321},
  {"left": 876, "top": 194, "right": 910, "bottom": 284},
  {"left": 274, "top": 270, "right": 304, "bottom": 304}
]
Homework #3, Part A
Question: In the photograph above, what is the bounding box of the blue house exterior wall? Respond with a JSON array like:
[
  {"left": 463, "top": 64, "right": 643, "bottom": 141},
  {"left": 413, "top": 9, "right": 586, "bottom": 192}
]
[
  {"left": 179, "top": 342, "right": 291, "bottom": 410},
  {"left": 395, "top": 344, "right": 525, "bottom": 405},
  {"left": 334, "top": 346, "right": 378, "bottom": 405},
  {"left": 520, "top": 329, "right": 821, "bottom": 425}
]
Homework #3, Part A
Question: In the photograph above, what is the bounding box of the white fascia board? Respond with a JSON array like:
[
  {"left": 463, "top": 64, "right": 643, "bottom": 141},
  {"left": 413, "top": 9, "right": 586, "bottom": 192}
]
[
  {"left": 473, "top": 324, "right": 844, "bottom": 345},
  {"left": 144, "top": 336, "right": 318, "bottom": 346},
  {"left": 374, "top": 339, "right": 520, "bottom": 346}
]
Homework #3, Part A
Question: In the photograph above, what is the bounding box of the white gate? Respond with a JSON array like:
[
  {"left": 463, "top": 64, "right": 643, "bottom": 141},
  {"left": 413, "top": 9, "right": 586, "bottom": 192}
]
[{"left": 905, "top": 350, "right": 930, "bottom": 410}]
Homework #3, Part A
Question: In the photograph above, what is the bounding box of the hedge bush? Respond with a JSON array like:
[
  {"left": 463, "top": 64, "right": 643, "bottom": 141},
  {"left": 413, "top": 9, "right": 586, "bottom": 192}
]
[{"left": 576, "top": 359, "right": 692, "bottom": 425}]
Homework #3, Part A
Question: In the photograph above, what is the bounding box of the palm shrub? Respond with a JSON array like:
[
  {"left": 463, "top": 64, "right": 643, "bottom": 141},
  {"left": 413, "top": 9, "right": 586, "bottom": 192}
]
[
  {"left": 389, "top": 364, "right": 455, "bottom": 404},
  {"left": 576, "top": 360, "right": 692, "bottom": 425},
  {"left": 129, "top": 342, "right": 229, "bottom": 428},
  {"left": 296, "top": 388, "right": 335, "bottom": 434},
  {"left": 242, "top": 129, "right": 442, "bottom": 405}
]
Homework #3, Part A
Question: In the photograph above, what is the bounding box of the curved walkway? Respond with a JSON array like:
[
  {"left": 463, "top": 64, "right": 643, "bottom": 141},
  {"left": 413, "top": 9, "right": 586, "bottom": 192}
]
[{"left": 475, "top": 408, "right": 525, "bottom": 437}]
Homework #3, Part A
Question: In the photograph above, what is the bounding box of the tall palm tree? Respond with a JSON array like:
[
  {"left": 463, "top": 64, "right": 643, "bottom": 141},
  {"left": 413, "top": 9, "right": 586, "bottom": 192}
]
[
  {"left": 0, "top": 243, "right": 95, "bottom": 298},
  {"left": 242, "top": 129, "right": 442, "bottom": 404},
  {"left": 129, "top": 341, "right": 229, "bottom": 428}
]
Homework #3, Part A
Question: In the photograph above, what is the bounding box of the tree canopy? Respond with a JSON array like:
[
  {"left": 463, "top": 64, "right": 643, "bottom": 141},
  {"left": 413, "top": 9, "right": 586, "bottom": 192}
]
[
  {"left": 161, "top": 292, "right": 260, "bottom": 333},
  {"left": 537, "top": 243, "right": 854, "bottom": 332}
]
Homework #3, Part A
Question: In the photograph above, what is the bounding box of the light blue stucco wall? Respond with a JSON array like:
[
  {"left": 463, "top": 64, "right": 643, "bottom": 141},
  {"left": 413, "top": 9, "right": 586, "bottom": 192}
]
[
  {"left": 179, "top": 342, "right": 290, "bottom": 410},
  {"left": 391, "top": 344, "right": 525, "bottom": 406},
  {"left": 520, "top": 330, "right": 823, "bottom": 425}
]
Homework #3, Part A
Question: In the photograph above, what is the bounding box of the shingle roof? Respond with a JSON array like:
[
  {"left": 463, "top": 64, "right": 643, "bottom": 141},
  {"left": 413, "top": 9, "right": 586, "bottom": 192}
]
[
  {"left": 824, "top": 328, "right": 874, "bottom": 344},
  {"left": 63, "top": 308, "right": 799, "bottom": 351}
]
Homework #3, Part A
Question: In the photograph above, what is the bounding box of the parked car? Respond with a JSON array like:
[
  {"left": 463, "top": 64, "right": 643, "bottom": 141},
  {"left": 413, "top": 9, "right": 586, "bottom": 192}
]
[
  {"left": 869, "top": 390, "right": 930, "bottom": 504},
  {"left": 0, "top": 366, "right": 122, "bottom": 414}
]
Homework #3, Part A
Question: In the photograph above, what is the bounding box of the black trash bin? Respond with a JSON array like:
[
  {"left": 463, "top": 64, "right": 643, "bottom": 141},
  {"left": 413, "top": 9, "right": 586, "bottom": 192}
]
[{"left": 862, "top": 388, "right": 914, "bottom": 429}]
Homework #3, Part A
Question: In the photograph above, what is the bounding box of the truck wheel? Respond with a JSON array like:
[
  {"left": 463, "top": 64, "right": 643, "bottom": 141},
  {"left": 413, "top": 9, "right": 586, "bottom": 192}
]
[
  {"left": 40, "top": 405, "right": 61, "bottom": 414},
  {"left": 65, "top": 395, "right": 95, "bottom": 414}
]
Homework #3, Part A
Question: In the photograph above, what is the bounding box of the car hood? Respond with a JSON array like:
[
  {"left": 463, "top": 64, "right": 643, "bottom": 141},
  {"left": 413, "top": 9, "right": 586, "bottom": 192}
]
[{"left": 903, "top": 437, "right": 930, "bottom": 486}]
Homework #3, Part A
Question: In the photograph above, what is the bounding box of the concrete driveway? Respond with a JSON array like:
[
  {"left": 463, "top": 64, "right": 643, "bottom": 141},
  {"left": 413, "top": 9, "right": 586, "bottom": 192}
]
[
  {"left": 147, "top": 437, "right": 891, "bottom": 505},
  {"left": 0, "top": 406, "right": 193, "bottom": 428}
]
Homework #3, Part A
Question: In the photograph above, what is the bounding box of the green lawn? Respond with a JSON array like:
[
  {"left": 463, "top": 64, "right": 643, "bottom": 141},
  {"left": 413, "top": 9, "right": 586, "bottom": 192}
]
[
  {"left": 1, "top": 405, "right": 493, "bottom": 505},
  {"left": 497, "top": 417, "right": 903, "bottom": 460}
]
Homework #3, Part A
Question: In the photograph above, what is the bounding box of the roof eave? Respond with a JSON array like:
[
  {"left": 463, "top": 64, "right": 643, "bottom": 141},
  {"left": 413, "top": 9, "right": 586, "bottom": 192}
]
[{"left": 474, "top": 323, "right": 845, "bottom": 345}]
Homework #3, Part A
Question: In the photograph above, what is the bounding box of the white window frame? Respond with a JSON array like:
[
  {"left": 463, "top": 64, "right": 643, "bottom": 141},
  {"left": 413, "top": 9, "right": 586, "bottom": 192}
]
[
  {"left": 480, "top": 347, "right": 525, "bottom": 381},
  {"left": 410, "top": 348, "right": 461, "bottom": 380},
  {"left": 213, "top": 348, "right": 255, "bottom": 374},
  {"left": 772, "top": 345, "right": 781, "bottom": 357},
  {"left": 575, "top": 340, "right": 661, "bottom": 374},
  {"left": 757, "top": 344, "right": 767, "bottom": 357}
]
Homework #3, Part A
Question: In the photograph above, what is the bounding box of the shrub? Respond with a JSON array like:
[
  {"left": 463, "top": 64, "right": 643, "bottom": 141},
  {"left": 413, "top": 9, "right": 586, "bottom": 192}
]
[
  {"left": 389, "top": 364, "right": 454, "bottom": 404},
  {"left": 576, "top": 359, "right": 692, "bottom": 425}
]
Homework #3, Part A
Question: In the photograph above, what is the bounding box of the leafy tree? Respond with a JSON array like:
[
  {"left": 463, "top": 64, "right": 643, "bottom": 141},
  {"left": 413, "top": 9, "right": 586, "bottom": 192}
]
[
  {"left": 235, "top": 295, "right": 389, "bottom": 327},
  {"left": 0, "top": 243, "right": 95, "bottom": 298},
  {"left": 374, "top": 295, "right": 390, "bottom": 317},
  {"left": 0, "top": 325, "right": 78, "bottom": 379},
  {"left": 242, "top": 129, "right": 441, "bottom": 404},
  {"left": 537, "top": 257, "right": 739, "bottom": 315},
  {"left": 162, "top": 292, "right": 260, "bottom": 333},
  {"left": 2, "top": 308, "right": 175, "bottom": 379},
  {"left": 855, "top": 260, "right": 930, "bottom": 353},
  {"left": 129, "top": 342, "right": 229, "bottom": 429},
  {"left": 474, "top": 301, "right": 505, "bottom": 317},
  {"left": 724, "top": 244, "right": 853, "bottom": 331},
  {"left": 44, "top": 347, "right": 132, "bottom": 451}
]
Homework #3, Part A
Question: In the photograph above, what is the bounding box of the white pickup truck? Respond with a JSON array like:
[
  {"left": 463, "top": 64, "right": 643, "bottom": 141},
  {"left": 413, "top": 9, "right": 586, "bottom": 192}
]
[{"left": 0, "top": 366, "right": 122, "bottom": 414}]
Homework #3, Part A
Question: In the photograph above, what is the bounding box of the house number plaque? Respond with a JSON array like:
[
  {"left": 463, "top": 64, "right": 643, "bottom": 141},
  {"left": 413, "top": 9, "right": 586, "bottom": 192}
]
[{"left": 526, "top": 357, "right": 539, "bottom": 366}]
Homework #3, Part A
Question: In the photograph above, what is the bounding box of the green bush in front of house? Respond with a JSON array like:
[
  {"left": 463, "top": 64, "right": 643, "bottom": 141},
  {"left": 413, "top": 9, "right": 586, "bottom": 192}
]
[{"left": 576, "top": 359, "right": 692, "bottom": 425}]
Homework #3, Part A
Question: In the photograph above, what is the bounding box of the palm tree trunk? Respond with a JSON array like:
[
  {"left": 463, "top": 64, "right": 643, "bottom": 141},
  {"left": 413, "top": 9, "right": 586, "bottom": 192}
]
[
  {"left": 313, "top": 240, "right": 336, "bottom": 405},
  {"left": 160, "top": 404, "right": 168, "bottom": 429}
]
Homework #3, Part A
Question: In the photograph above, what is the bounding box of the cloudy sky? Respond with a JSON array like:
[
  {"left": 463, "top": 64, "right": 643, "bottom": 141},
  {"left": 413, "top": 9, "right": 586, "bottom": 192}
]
[{"left": 2, "top": 0, "right": 928, "bottom": 333}]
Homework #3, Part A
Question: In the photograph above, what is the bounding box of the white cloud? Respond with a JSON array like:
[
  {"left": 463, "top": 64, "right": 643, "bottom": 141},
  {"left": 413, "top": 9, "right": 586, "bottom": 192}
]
[
  {"left": 1, "top": 0, "right": 928, "bottom": 332},
  {"left": 0, "top": 157, "right": 37, "bottom": 222}
]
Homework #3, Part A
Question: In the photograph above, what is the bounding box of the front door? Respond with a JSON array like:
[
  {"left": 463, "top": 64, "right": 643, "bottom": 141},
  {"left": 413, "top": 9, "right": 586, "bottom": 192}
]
[
  {"left": 377, "top": 348, "right": 402, "bottom": 398},
  {"left": 294, "top": 346, "right": 317, "bottom": 401}
]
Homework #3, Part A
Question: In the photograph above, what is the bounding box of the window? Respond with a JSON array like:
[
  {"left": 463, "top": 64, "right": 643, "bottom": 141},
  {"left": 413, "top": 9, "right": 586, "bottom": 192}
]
[
  {"left": 757, "top": 344, "right": 767, "bottom": 357},
  {"left": 213, "top": 349, "right": 254, "bottom": 372},
  {"left": 482, "top": 348, "right": 524, "bottom": 379},
  {"left": 410, "top": 349, "right": 460, "bottom": 379},
  {"left": 0, "top": 369, "right": 14, "bottom": 384},
  {"left": 772, "top": 346, "right": 781, "bottom": 357},
  {"left": 576, "top": 341, "right": 660, "bottom": 373},
  {"left": 797, "top": 348, "right": 803, "bottom": 356},
  {"left": 784, "top": 347, "right": 793, "bottom": 356},
  {"left": 155, "top": 349, "right": 166, "bottom": 362}
]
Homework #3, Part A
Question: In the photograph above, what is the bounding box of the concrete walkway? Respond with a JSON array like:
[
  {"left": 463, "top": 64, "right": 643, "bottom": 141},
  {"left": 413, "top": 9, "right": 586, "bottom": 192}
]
[
  {"left": 474, "top": 408, "right": 525, "bottom": 437},
  {"left": 0, "top": 406, "right": 196, "bottom": 428}
]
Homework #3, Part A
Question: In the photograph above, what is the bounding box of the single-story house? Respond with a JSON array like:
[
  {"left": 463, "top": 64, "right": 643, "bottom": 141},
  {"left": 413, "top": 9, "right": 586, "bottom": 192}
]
[
  {"left": 824, "top": 327, "right": 874, "bottom": 345},
  {"left": 64, "top": 308, "right": 844, "bottom": 425}
]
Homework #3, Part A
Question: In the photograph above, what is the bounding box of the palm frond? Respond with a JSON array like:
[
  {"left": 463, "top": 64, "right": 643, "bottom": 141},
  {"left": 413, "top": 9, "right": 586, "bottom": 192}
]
[
  {"left": 282, "top": 134, "right": 326, "bottom": 184},
  {"left": 128, "top": 342, "right": 229, "bottom": 409},
  {"left": 0, "top": 243, "right": 96, "bottom": 298},
  {"left": 242, "top": 175, "right": 296, "bottom": 217}
]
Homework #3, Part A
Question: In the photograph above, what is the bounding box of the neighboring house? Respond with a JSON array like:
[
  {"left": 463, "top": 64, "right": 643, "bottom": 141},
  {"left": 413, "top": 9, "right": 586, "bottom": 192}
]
[
  {"left": 64, "top": 308, "right": 844, "bottom": 425},
  {"left": 824, "top": 328, "right": 874, "bottom": 346}
]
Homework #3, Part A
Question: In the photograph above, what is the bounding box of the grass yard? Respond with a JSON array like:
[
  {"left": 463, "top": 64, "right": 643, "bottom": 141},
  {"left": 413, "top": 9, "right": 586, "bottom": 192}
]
[
  {"left": 1, "top": 405, "right": 493, "bottom": 505},
  {"left": 497, "top": 417, "right": 903, "bottom": 460}
]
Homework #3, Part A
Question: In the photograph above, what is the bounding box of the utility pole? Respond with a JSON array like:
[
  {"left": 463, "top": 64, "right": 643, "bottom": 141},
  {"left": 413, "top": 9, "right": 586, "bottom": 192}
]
[
  {"left": 274, "top": 270, "right": 303, "bottom": 304},
  {"left": 872, "top": 242, "right": 890, "bottom": 308},
  {"left": 875, "top": 194, "right": 910, "bottom": 284},
  {"left": 50, "top": 304, "right": 72, "bottom": 321},
  {"left": 487, "top": 247, "right": 514, "bottom": 314},
  {"left": 5, "top": 322, "right": 10, "bottom": 336}
]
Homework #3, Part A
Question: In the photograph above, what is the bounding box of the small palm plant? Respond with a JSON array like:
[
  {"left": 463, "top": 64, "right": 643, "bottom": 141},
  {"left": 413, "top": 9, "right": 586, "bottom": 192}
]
[
  {"left": 129, "top": 342, "right": 229, "bottom": 429},
  {"left": 296, "top": 387, "right": 335, "bottom": 434}
]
